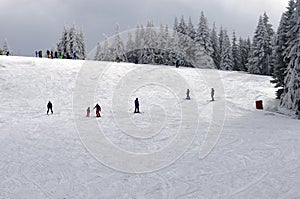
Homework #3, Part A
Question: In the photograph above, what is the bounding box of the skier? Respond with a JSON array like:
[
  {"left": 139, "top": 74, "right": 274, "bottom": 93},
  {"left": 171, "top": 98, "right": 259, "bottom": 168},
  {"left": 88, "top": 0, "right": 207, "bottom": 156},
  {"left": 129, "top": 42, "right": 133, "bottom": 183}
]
[
  {"left": 134, "top": 56, "right": 139, "bottom": 64},
  {"left": 134, "top": 98, "right": 140, "bottom": 113},
  {"left": 47, "top": 101, "right": 53, "bottom": 115},
  {"left": 86, "top": 107, "right": 90, "bottom": 117},
  {"left": 46, "top": 50, "right": 50, "bottom": 58},
  {"left": 35, "top": 51, "right": 38, "bottom": 58},
  {"left": 73, "top": 51, "right": 77, "bottom": 60},
  {"left": 50, "top": 51, "right": 54, "bottom": 59},
  {"left": 297, "top": 101, "right": 300, "bottom": 119},
  {"left": 93, "top": 104, "right": 101, "bottom": 117},
  {"left": 176, "top": 60, "right": 180, "bottom": 68},
  {"left": 211, "top": 88, "right": 215, "bottom": 101},
  {"left": 186, "top": 89, "right": 190, "bottom": 100},
  {"left": 116, "top": 57, "right": 120, "bottom": 63}
]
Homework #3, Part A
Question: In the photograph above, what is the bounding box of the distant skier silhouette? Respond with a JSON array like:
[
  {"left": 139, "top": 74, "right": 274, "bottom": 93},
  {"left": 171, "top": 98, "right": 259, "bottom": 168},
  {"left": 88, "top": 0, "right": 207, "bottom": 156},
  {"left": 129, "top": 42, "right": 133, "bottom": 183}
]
[
  {"left": 47, "top": 101, "right": 53, "bottom": 115},
  {"left": 93, "top": 104, "right": 101, "bottom": 117},
  {"left": 297, "top": 101, "right": 300, "bottom": 119},
  {"left": 211, "top": 88, "right": 215, "bottom": 101},
  {"left": 186, "top": 89, "right": 190, "bottom": 100},
  {"left": 134, "top": 98, "right": 140, "bottom": 113}
]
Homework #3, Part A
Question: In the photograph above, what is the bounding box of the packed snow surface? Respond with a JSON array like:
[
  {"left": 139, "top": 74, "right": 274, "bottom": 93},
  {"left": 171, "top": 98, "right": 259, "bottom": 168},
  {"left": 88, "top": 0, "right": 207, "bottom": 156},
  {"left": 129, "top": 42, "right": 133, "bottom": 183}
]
[{"left": 0, "top": 56, "right": 300, "bottom": 198}]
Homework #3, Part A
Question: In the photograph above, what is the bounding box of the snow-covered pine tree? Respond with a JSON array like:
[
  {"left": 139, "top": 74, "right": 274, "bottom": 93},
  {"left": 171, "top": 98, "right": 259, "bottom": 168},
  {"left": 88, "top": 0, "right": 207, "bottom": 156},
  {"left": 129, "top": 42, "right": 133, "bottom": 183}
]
[
  {"left": 2, "top": 39, "right": 11, "bottom": 55},
  {"left": 94, "top": 42, "right": 102, "bottom": 60},
  {"left": 280, "top": 0, "right": 300, "bottom": 110},
  {"left": 271, "top": 0, "right": 296, "bottom": 99},
  {"left": 125, "top": 31, "right": 135, "bottom": 62},
  {"left": 143, "top": 21, "right": 158, "bottom": 64},
  {"left": 238, "top": 37, "right": 251, "bottom": 72},
  {"left": 77, "top": 28, "right": 86, "bottom": 60},
  {"left": 219, "top": 26, "right": 224, "bottom": 64},
  {"left": 177, "top": 16, "right": 189, "bottom": 65},
  {"left": 111, "top": 23, "right": 126, "bottom": 62},
  {"left": 231, "top": 30, "right": 240, "bottom": 71},
  {"left": 263, "top": 12, "right": 275, "bottom": 39},
  {"left": 174, "top": 16, "right": 179, "bottom": 33},
  {"left": 248, "top": 15, "right": 273, "bottom": 75},
  {"left": 186, "top": 17, "right": 197, "bottom": 66},
  {"left": 69, "top": 25, "right": 77, "bottom": 57},
  {"left": 125, "top": 32, "right": 135, "bottom": 53},
  {"left": 210, "top": 23, "right": 220, "bottom": 68},
  {"left": 57, "top": 25, "right": 86, "bottom": 60},
  {"left": 134, "top": 25, "right": 141, "bottom": 50},
  {"left": 170, "top": 17, "right": 182, "bottom": 65},
  {"left": 263, "top": 12, "right": 275, "bottom": 74},
  {"left": 187, "top": 16, "right": 196, "bottom": 40},
  {"left": 195, "top": 12, "right": 213, "bottom": 56},
  {"left": 220, "top": 29, "right": 233, "bottom": 70},
  {"left": 157, "top": 24, "right": 168, "bottom": 64}
]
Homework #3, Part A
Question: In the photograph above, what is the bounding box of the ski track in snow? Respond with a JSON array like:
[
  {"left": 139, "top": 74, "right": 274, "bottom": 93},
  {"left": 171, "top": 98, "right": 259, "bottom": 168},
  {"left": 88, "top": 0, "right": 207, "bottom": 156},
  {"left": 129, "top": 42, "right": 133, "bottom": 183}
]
[{"left": 0, "top": 56, "right": 300, "bottom": 198}]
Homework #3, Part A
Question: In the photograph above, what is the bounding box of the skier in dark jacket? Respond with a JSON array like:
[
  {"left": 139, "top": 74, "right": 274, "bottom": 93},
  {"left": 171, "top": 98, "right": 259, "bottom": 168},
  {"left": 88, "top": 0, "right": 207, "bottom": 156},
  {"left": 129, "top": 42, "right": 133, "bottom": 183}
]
[
  {"left": 186, "top": 89, "right": 190, "bottom": 100},
  {"left": 93, "top": 104, "right": 101, "bottom": 117},
  {"left": 73, "top": 51, "right": 77, "bottom": 60},
  {"left": 176, "top": 60, "right": 180, "bottom": 68},
  {"left": 297, "top": 100, "right": 300, "bottom": 119},
  {"left": 134, "top": 98, "right": 140, "bottom": 113},
  {"left": 47, "top": 101, "right": 53, "bottom": 115}
]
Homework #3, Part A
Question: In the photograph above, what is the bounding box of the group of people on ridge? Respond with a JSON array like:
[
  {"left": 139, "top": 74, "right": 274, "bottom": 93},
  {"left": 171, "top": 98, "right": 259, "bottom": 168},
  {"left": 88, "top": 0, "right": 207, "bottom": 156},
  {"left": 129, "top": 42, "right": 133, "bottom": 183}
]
[{"left": 35, "top": 50, "right": 77, "bottom": 59}]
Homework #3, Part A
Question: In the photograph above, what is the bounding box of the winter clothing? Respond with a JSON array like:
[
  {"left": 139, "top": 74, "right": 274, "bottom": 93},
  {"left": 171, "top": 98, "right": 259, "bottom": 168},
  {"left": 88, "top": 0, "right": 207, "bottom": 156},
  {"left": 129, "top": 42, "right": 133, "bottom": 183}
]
[
  {"left": 297, "top": 101, "right": 300, "bottom": 119},
  {"left": 47, "top": 50, "right": 50, "bottom": 58},
  {"left": 73, "top": 52, "right": 77, "bottom": 60},
  {"left": 93, "top": 104, "right": 101, "bottom": 117},
  {"left": 47, "top": 101, "right": 53, "bottom": 115},
  {"left": 134, "top": 57, "right": 138, "bottom": 64},
  {"left": 134, "top": 98, "right": 140, "bottom": 113},
  {"left": 86, "top": 107, "right": 90, "bottom": 117},
  {"left": 211, "top": 88, "right": 215, "bottom": 101},
  {"left": 35, "top": 51, "right": 38, "bottom": 58},
  {"left": 186, "top": 89, "right": 190, "bottom": 100},
  {"left": 176, "top": 60, "right": 180, "bottom": 68}
]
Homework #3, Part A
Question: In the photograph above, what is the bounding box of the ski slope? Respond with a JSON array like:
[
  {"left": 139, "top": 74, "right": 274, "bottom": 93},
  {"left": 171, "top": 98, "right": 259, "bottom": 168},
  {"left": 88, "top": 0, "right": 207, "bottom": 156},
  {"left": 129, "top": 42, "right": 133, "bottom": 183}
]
[{"left": 0, "top": 56, "right": 300, "bottom": 198}]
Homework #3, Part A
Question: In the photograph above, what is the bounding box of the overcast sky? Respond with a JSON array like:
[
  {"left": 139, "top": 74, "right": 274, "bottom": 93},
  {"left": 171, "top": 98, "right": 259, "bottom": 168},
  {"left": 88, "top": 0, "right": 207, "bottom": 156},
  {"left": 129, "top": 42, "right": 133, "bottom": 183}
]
[{"left": 0, "top": 0, "right": 288, "bottom": 56}]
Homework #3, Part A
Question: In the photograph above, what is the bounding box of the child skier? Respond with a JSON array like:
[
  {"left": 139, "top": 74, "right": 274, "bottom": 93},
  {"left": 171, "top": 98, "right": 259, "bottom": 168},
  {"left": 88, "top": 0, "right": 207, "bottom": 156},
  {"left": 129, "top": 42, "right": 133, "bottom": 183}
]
[{"left": 86, "top": 107, "right": 90, "bottom": 117}]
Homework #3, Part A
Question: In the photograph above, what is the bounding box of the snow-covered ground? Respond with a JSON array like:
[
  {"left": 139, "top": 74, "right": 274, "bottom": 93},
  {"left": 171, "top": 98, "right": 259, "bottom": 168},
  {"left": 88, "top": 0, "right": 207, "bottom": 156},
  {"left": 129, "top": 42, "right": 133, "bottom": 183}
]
[{"left": 0, "top": 56, "right": 300, "bottom": 198}]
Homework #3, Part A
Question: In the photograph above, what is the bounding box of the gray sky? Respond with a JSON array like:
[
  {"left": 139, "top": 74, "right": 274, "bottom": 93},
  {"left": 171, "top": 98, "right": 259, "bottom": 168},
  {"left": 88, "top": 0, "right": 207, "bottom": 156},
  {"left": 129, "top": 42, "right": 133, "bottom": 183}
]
[{"left": 0, "top": 0, "right": 288, "bottom": 56}]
